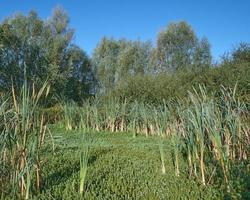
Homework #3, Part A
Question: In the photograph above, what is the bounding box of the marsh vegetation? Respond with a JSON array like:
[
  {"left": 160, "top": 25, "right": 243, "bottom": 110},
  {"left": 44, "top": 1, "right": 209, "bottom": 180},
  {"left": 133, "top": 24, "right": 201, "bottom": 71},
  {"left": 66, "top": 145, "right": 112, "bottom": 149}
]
[{"left": 0, "top": 7, "right": 249, "bottom": 199}]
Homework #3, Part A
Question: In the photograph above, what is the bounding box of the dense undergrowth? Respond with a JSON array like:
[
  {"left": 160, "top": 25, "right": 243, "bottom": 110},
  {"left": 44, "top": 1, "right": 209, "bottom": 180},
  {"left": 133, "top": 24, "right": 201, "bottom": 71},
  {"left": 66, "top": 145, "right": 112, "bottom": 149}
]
[
  {"left": 50, "top": 85, "right": 250, "bottom": 199},
  {"left": 20, "top": 130, "right": 224, "bottom": 199},
  {"left": 0, "top": 82, "right": 249, "bottom": 199},
  {"left": 1, "top": 8, "right": 250, "bottom": 200}
]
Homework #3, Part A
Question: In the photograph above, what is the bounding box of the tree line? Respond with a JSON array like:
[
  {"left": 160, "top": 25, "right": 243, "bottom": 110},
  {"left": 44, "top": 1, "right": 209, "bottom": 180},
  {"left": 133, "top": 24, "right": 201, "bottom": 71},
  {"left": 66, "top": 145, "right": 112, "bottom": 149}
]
[{"left": 0, "top": 7, "right": 249, "bottom": 104}]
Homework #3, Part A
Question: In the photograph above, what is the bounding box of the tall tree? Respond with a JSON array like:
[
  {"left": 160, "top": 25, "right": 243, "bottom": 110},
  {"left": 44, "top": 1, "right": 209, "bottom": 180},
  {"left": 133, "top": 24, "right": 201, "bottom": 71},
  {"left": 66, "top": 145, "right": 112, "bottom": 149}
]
[
  {"left": 92, "top": 37, "right": 120, "bottom": 92},
  {"left": 0, "top": 8, "right": 94, "bottom": 102},
  {"left": 65, "top": 45, "right": 94, "bottom": 102},
  {"left": 231, "top": 43, "right": 250, "bottom": 63},
  {"left": 193, "top": 37, "right": 212, "bottom": 68},
  {"left": 155, "top": 21, "right": 212, "bottom": 72},
  {"left": 117, "top": 40, "right": 152, "bottom": 75},
  {"left": 0, "top": 11, "right": 48, "bottom": 90},
  {"left": 92, "top": 38, "right": 151, "bottom": 92}
]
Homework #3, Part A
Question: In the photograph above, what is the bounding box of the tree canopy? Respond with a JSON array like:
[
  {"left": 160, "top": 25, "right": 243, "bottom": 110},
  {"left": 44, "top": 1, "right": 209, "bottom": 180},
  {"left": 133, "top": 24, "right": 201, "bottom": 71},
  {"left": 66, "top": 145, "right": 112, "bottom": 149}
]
[
  {"left": 155, "top": 21, "right": 211, "bottom": 72},
  {"left": 92, "top": 38, "right": 152, "bottom": 92},
  {"left": 0, "top": 8, "right": 248, "bottom": 104},
  {"left": 0, "top": 7, "right": 94, "bottom": 103}
]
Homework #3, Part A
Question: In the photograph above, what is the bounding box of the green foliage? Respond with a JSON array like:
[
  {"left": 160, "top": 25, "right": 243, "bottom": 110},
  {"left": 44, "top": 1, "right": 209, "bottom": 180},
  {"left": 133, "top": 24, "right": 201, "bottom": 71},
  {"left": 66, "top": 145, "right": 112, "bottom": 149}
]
[
  {"left": 1, "top": 7, "right": 249, "bottom": 200},
  {"left": 29, "top": 131, "right": 222, "bottom": 199},
  {"left": 0, "top": 75, "right": 50, "bottom": 199},
  {"left": 231, "top": 43, "right": 250, "bottom": 64},
  {"left": 176, "top": 86, "right": 249, "bottom": 192},
  {"left": 111, "top": 59, "right": 250, "bottom": 104},
  {"left": 155, "top": 21, "right": 211, "bottom": 72},
  {"left": 0, "top": 8, "right": 94, "bottom": 103},
  {"left": 79, "top": 133, "right": 90, "bottom": 195},
  {"left": 57, "top": 85, "right": 249, "bottom": 197},
  {"left": 1, "top": 82, "right": 248, "bottom": 199},
  {"left": 193, "top": 37, "right": 212, "bottom": 68},
  {"left": 42, "top": 104, "right": 63, "bottom": 124},
  {"left": 92, "top": 38, "right": 152, "bottom": 92}
]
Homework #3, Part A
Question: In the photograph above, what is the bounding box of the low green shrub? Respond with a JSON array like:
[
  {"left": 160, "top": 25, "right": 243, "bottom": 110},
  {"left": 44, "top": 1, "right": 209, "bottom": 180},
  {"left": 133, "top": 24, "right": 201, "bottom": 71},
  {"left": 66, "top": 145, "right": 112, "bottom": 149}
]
[
  {"left": 42, "top": 104, "right": 64, "bottom": 124},
  {"left": 35, "top": 131, "right": 222, "bottom": 200}
]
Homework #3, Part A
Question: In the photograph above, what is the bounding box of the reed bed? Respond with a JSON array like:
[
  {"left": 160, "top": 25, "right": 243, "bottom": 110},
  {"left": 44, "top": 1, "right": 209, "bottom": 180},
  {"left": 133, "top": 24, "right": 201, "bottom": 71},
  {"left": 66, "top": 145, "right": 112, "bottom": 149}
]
[
  {"left": 61, "top": 99, "right": 174, "bottom": 136},
  {"left": 1, "top": 72, "right": 248, "bottom": 200},
  {"left": 171, "top": 85, "right": 249, "bottom": 188},
  {"left": 60, "top": 85, "right": 249, "bottom": 188},
  {"left": 0, "top": 75, "right": 50, "bottom": 199}
]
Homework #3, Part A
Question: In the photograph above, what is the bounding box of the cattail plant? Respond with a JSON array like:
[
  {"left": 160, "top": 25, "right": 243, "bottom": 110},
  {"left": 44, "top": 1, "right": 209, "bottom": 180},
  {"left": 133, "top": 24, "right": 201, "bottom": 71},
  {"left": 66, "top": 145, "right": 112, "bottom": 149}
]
[
  {"left": 139, "top": 102, "right": 149, "bottom": 137},
  {"left": 79, "top": 133, "right": 90, "bottom": 195},
  {"left": 0, "top": 69, "right": 50, "bottom": 199},
  {"left": 92, "top": 103, "right": 101, "bottom": 131},
  {"left": 62, "top": 101, "right": 79, "bottom": 131},
  {"left": 175, "top": 84, "right": 249, "bottom": 188},
  {"left": 119, "top": 99, "right": 127, "bottom": 132},
  {"left": 128, "top": 100, "right": 141, "bottom": 138},
  {"left": 158, "top": 138, "right": 166, "bottom": 174},
  {"left": 104, "top": 98, "right": 119, "bottom": 132},
  {"left": 170, "top": 123, "right": 182, "bottom": 177}
]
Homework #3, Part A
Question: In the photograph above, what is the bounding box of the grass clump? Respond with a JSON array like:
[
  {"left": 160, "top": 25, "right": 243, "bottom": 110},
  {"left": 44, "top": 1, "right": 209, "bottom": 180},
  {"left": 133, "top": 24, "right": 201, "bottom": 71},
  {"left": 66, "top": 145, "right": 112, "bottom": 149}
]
[{"left": 0, "top": 74, "right": 50, "bottom": 199}]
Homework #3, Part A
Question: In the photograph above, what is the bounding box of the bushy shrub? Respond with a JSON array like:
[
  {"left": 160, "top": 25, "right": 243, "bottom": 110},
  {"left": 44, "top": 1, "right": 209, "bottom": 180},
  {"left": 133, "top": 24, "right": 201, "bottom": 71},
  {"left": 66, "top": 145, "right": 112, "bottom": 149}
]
[
  {"left": 110, "top": 62, "right": 250, "bottom": 104},
  {"left": 42, "top": 104, "right": 64, "bottom": 124}
]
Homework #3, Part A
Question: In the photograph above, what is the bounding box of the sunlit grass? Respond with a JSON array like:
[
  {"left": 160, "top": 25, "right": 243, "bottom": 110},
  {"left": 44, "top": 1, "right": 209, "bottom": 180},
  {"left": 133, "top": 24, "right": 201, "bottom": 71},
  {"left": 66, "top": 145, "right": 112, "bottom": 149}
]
[{"left": 0, "top": 70, "right": 50, "bottom": 199}]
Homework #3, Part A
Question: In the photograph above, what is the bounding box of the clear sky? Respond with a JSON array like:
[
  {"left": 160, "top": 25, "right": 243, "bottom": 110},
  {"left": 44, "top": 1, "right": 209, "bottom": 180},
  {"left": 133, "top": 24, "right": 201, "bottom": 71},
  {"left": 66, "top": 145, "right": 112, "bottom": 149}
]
[{"left": 1, "top": 0, "right": 250, "bottom": 61}]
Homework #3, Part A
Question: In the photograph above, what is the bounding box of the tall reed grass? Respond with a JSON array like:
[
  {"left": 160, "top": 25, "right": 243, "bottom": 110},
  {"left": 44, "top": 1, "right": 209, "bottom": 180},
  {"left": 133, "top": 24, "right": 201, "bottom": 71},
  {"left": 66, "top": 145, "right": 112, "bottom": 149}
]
[
  {"left": 176, "top": 85, "right": 249, "bottom": 187},
  {"left": 79, "top": 133, "right": 90, "bottom": 195},
  {"left": 0, "top": 75, "right": 50, "bottom": 198},
  {"left": 60, "top": 84, "right": 249, "bottom": 188}
]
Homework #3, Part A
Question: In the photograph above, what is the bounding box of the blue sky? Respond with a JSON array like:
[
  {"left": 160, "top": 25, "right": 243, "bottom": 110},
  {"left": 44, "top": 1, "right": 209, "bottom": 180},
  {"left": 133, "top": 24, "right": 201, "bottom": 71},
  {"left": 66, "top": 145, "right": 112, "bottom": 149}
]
[{"left": 1, "top": 0, "right": 250, "bottom": 61}]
